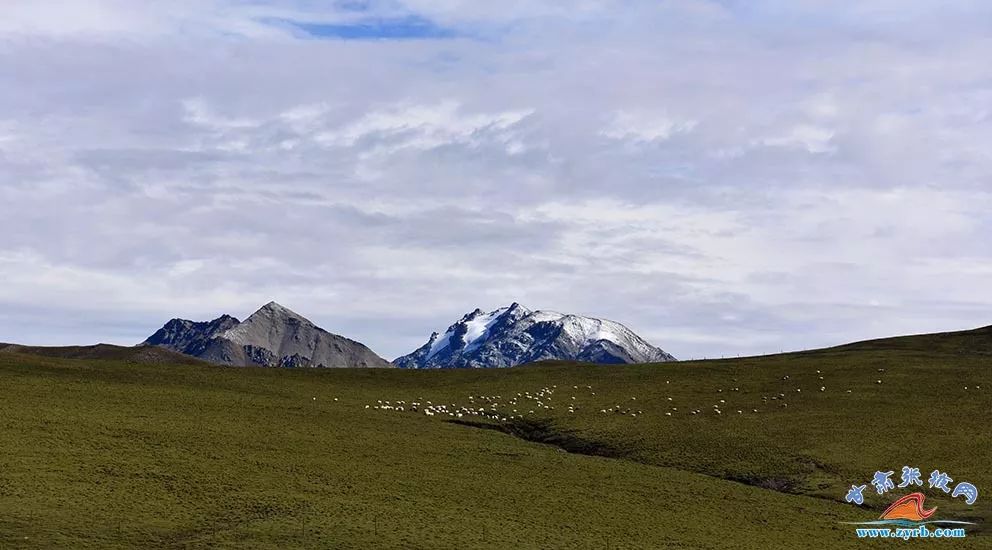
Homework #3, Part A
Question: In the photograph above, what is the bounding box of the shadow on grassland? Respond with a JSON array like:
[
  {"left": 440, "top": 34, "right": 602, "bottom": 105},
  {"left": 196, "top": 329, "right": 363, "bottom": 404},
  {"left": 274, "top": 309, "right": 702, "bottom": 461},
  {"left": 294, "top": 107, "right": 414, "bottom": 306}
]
[
  {"left": 451, "top": 417, "right": 817, "bottom": 500},
  {"left": 449, "top": 417, "right": 633, "bottom": 459}
]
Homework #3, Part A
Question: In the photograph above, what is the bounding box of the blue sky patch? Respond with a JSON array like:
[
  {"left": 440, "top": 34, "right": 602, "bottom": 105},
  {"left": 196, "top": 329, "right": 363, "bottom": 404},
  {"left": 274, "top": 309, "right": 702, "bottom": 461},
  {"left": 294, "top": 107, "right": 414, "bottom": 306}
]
[{"left": 285, "top": 15, "right": 457, "bottom": 40}]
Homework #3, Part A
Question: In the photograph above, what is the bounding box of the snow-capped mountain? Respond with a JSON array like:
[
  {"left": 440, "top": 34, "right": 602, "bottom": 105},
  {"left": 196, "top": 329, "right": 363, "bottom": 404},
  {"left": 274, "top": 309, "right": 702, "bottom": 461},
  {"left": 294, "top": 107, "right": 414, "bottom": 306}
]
[
  {"left": 394, "top": 303, "right": 675, "bottom": 368},
  {"left": 142, "top": 301, "right": 392, "bottom": 368}
]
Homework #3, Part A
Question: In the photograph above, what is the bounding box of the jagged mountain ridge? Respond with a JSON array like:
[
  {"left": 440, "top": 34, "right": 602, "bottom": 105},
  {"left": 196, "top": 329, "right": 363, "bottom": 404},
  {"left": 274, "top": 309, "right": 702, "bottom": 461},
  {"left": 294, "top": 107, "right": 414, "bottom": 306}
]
[
  {"left": 143, "top": 302, "right": 392, "bottom": 368},
  {"left": 395, "top": 303, "right": 676, "bottom": 368},
  {"left": 144, "top": 314, "right": 239, "bottom": 357}
]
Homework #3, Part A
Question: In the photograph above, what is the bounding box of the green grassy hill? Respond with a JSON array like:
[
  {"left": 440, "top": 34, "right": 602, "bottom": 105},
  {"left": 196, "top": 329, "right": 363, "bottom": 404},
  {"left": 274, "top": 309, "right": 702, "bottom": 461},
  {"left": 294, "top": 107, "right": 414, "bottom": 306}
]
[
  {"left": 823, "top": 324, "right": 992, "bottom": 355},
  {"left": 1, "top": 328, "right": 989, "bottom": 548},
  {"left": 0, "top": 343, "right": 208, "bottom": 365}
]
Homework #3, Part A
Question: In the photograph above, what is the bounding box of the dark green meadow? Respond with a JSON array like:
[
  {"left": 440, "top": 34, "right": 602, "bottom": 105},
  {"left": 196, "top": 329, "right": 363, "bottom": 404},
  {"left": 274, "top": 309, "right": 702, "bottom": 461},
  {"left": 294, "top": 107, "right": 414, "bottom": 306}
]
[{"left": 1, "top": 328, "right": 990, "bottom": 548}]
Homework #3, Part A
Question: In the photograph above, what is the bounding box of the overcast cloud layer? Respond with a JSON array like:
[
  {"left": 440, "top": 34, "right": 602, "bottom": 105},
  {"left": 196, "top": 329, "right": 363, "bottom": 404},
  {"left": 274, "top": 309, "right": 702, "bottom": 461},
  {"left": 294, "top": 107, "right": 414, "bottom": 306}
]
[{"left": 2, "top": 1, "right": 992, "bottom": 360}]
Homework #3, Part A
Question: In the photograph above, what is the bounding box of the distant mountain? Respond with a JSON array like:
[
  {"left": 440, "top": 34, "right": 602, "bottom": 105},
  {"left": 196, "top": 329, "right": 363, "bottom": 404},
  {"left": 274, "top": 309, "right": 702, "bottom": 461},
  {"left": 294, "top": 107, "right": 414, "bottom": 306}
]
[
  {"left": 395, "top": 303, "right": 676, "bottom": 368},
  {"left": 143, "top": 302, "right": 392, "bottom": 368}
]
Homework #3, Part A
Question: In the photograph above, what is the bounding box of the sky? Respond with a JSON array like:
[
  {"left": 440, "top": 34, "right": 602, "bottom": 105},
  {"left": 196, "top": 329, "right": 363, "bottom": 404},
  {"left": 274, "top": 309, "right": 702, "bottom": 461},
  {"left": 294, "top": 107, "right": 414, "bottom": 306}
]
[{"left": 2, "top": 1, "right": 992, "bottom": 361}]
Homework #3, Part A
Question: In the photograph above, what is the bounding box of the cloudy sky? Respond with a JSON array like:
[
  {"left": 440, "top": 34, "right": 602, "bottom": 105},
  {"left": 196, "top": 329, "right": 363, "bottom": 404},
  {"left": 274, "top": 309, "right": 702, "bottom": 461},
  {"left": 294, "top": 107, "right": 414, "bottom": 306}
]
[{"left": 2, "top": 1, "right": 991, "bottom": 361}]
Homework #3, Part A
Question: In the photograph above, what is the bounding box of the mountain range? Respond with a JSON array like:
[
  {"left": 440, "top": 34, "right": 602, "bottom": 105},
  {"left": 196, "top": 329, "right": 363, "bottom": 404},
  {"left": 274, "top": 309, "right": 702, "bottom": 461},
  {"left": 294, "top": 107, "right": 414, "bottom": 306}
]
[{"left": 141, "top": 301, "right": 675, "bottom": 369}]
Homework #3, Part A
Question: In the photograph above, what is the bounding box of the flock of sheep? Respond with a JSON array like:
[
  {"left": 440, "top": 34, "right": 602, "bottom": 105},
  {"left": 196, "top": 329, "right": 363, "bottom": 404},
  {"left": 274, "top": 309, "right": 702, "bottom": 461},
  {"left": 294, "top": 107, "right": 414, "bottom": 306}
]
[
  {"left": 358, "top": 366, "right": 982, "bottom": 423},
  {"left": 359, "top": 375, "right": 834, "bottom": 422},
  {"left": 365, "top": 385, "right": 599, "bottom": 422}
]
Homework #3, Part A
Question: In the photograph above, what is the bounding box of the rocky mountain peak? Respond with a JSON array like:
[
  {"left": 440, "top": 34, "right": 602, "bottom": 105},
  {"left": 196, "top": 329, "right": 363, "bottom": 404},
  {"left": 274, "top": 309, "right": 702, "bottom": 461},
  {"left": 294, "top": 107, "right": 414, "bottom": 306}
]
[
  {"left": 250, "top": 301, "right": 308, "bottom": 323},
  {"left": 143, "top": 302, "right": 391, "bottom": 369}
]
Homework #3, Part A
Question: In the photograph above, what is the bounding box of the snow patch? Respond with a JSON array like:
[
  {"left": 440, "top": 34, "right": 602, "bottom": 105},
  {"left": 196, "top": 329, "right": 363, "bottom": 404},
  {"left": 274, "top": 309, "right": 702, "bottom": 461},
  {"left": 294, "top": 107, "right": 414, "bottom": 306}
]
[
  {"left": 426, "top": 332, "right": 451, "bottom": 359},
  {"left": 463, "top": 308, "right": 507, "bottom": 351}
]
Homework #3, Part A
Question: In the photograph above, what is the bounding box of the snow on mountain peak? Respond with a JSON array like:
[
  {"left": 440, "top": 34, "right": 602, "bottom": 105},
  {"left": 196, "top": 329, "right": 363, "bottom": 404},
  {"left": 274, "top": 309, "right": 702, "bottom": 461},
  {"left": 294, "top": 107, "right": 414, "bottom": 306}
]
[
  {"left": 426, "top": 330, "right": 451, "bottom": 360},
  {"left": 395, "top": 304, "right": 675, "bottom": 368},
  {"left": 427, "top": 306, "right": 500, "bottom": 359},
  {"left": 462, "top": 308, "right": 505, "bottom": 349}
]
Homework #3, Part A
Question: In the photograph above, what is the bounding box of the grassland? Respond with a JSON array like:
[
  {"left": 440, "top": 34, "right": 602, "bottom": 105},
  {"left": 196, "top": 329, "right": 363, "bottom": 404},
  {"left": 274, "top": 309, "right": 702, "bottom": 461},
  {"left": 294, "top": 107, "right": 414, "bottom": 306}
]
[{"left": 1, "top": 328, "right": 990, "bottom": 548}]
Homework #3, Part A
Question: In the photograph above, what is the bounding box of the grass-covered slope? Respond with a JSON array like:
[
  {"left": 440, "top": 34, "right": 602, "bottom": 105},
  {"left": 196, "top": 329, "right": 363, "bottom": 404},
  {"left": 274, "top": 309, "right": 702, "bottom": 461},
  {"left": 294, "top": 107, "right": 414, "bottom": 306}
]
[
  {"left": 823, "top": 324, "right": 992, "bottom": 355},
  {"left": 0, "top": 343, "right": 208, "bottom": 365},
  {"left": 0, "top": 327, "right": 990, "bottom": 548}
]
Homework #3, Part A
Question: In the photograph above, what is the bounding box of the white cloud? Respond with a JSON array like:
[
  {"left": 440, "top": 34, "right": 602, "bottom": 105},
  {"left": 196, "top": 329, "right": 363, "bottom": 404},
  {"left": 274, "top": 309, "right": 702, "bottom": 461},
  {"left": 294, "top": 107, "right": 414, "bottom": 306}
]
[
  {"left": 2, "top": 1, "right": 992, "bottom": 360},
  {"left": 761, "top": 124, "right": 836, "bottom": 154},
  {"left": 315, "top": 101, "right": 534, "bottom": 153},
  {"left": 601, "top": 110, "right": 697, "bottom": 143},
  {"left": 182, "top": 98, "right": 262, "bottom": 130}
]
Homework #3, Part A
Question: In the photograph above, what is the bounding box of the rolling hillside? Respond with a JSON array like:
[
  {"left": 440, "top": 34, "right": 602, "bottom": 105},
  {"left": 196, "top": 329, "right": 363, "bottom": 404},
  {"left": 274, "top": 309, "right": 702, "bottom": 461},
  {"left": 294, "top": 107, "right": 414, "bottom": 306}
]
[
  {"left": 0, "top": 343, "right": 208, "bottom": 365},
  {"left": 822, "top": 324, "right": 992, "bottom": 355},
  {"left": 0, "top": 327, "right": 989, "bottom": 548}
]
